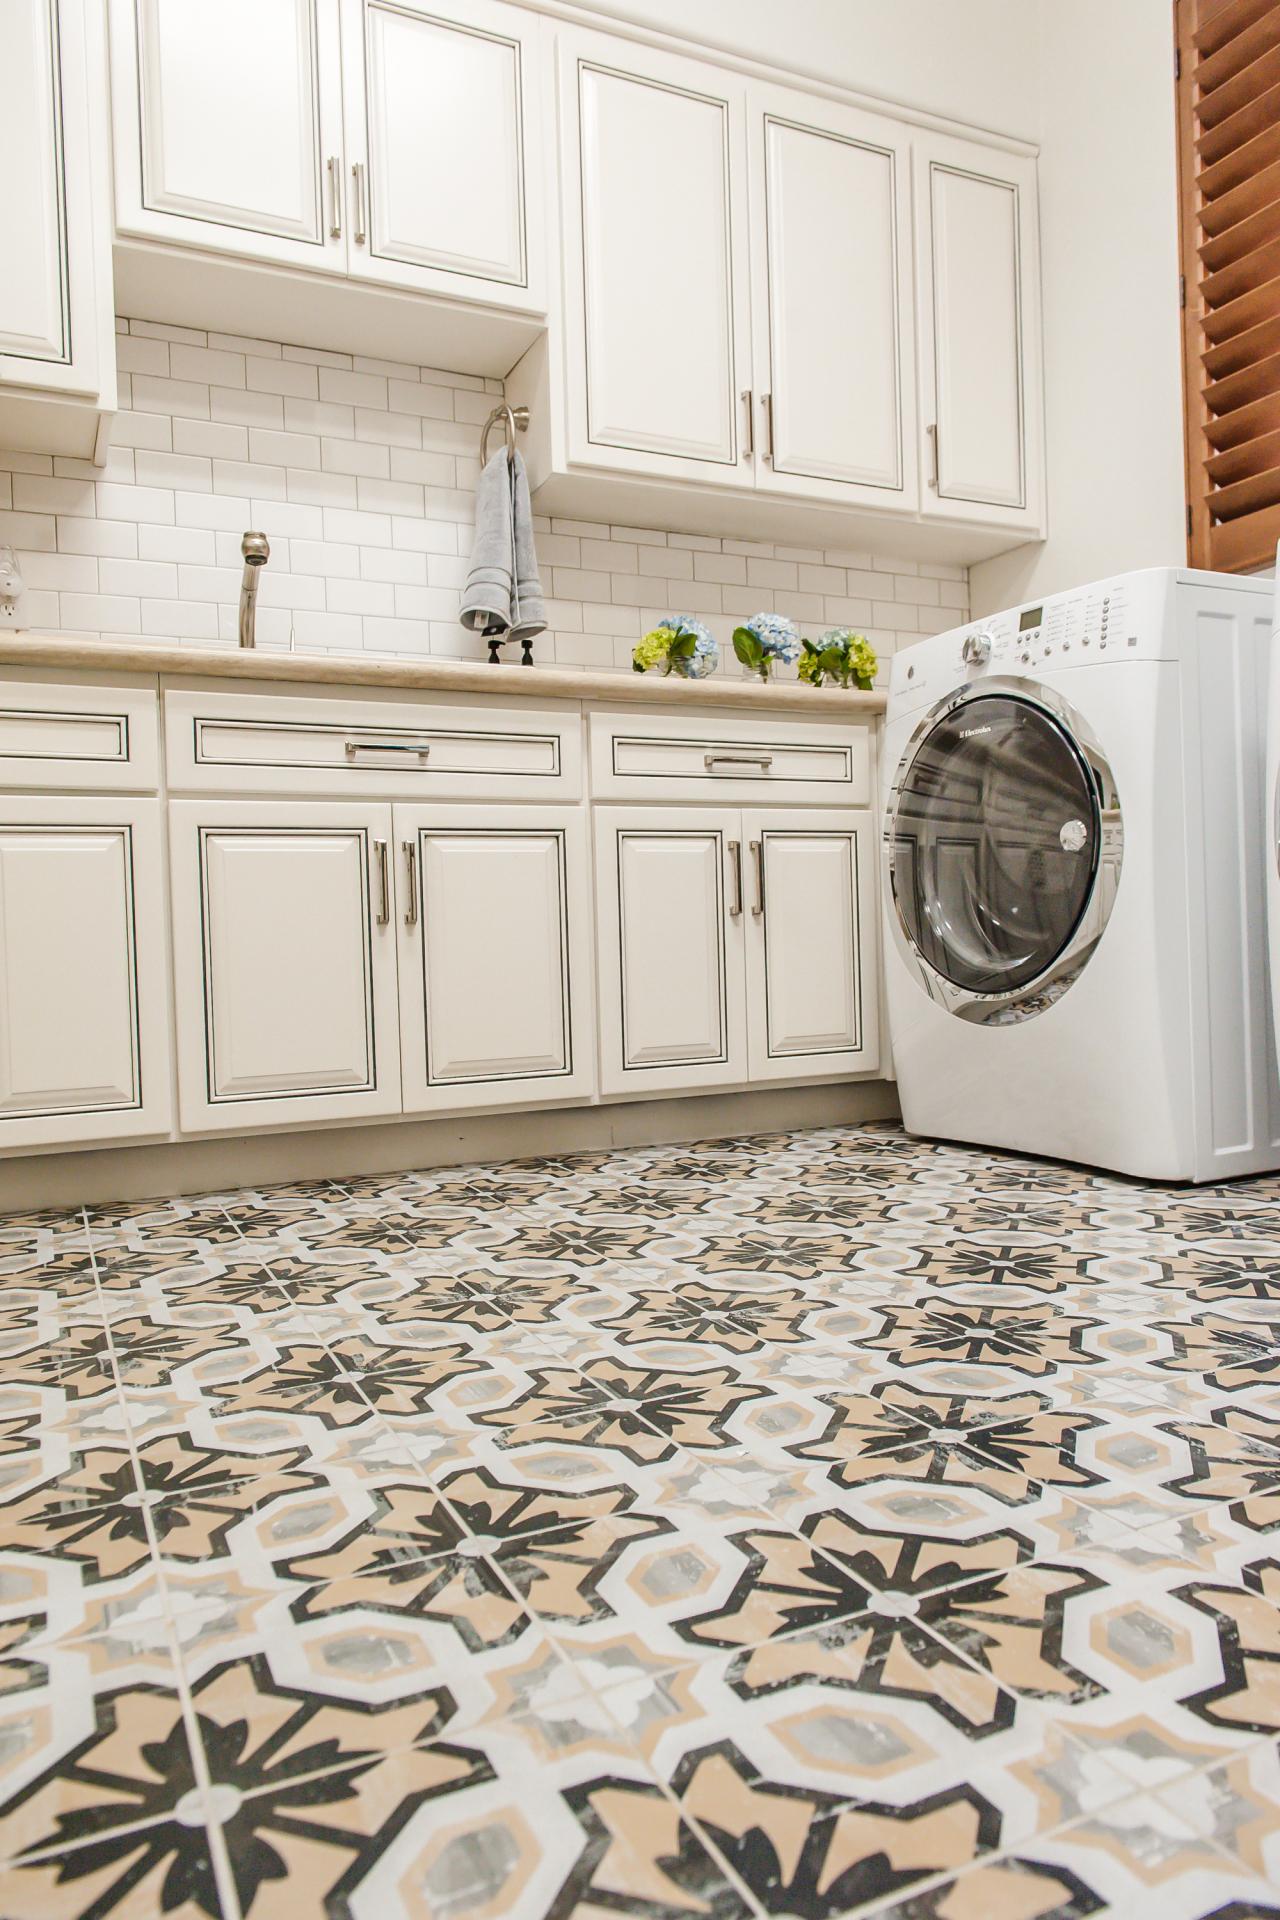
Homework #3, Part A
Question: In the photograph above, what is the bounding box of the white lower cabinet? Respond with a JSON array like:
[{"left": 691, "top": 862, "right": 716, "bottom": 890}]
[
  {"left": 744, "top": 809, "right": 879, "bottom": 1082},
  {"left": 594, "top": 805, "right": 877, "bottom": 1099},
  {"left": 168, "top": 799, "right": 402, "bottom": 1133},
  {"left": 0, "top": 798, "right": 170, "bottom": 1148},
  {"left": 395, "top": 804, "right": 593, "bottom": 1111}
]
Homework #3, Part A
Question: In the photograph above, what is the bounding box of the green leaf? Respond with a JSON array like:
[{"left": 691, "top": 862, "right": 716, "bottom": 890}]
[{"left": 732, "top": 627, "right": 764, "bottom": 670}]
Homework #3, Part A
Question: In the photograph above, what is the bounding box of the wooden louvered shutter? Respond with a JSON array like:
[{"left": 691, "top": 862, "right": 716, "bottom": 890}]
[{"left": 1177, "top": 0, "right": 1280, "bottom": 570}]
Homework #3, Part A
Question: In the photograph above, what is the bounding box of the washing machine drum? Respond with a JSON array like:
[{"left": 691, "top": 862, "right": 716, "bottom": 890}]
[{"left": 887, "top": 690, "right": 1121, "bottom": 1021}]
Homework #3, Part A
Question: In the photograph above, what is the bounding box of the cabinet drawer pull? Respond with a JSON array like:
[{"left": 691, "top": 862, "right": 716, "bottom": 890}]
[
  {"left": 402, "top": 837, "right": 418, "bottom": 927},
  {"left": 352, "top": 161, "right": 368, "bottom": 245},
  {"left": 726, "top": 838, "right": 743, "bottom": 919},
  {"left": 740, "top": 389, "right": 753, "bottom": 459},
  {"left": 704, "top": 751, "right": 773, "bottom": 771},
  {"left": 928, "top": 422, "right": 940, "bottom": 489},
  {"left": 345, "top": 737, "right": 432, "bottom": 759},
  {"left": 763, "top": 391, "right": 774, "bottom": 462},
  {"left": 327, "top": 155, "right": 343, "bottom": 239},
  {"left": 750, "top": 838, "right": 765, "bottom": 918},
  {"left": 374, "top": 838, "right": 390, "bottom": 925}
]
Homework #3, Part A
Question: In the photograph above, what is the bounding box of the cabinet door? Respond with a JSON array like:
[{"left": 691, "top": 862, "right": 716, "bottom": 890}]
[
  {"left": 743, "top": 809, "right": 879, "bottom": 1083},
  {"left": 915, "top": 131, "right": 1043, "bottom": 531},
  {"left": 748, "top": 85, "right": 916, "bottom": 508},
  {"left": 594, "top": 808, "right": 747, "bottom": 1098},
  {"left": 109, "top": 0, "right": 346, "bottom": 269},
  {"left": 559, "top": 28, "right": 753, "bottom": 481},
  {"left": 341, "top": 0, "right": 543, "bottom": 310},
  {"left": 395, "top": 805, "right": 593, "bottom": 1112},
  {"left": 0, "top": 798, "right": 170, "bottom": 1149},
  {"left": 0, "top": 0, "right": 109, "bottom": 403},
  {"left": 168, "top": 800, "right": 401, "bottom": 1133}
]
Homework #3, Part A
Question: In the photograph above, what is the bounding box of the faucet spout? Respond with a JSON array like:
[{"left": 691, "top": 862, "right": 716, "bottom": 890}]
[{"left": 239, "top": 532, "right": 270, "bottom": 648}]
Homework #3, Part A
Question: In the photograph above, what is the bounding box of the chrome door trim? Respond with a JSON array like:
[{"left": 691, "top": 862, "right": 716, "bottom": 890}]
[{"left": 882, "top": 674, "right": 1124, "bottom": 1025}]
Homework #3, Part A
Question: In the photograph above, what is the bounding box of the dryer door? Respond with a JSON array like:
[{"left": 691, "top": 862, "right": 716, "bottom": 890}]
[{"left": 885, "top": 686, "right": 1122, "bottom": 1022}]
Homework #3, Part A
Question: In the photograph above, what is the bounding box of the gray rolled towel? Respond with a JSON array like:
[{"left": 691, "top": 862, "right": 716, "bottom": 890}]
[{"left": 459, "top": 447, "right": 546, "bottom": 647}]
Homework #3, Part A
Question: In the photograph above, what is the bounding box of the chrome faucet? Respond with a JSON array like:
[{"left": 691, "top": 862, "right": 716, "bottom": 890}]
[{"left": 238, "top": 532, "right": 270, "bottom": 648}]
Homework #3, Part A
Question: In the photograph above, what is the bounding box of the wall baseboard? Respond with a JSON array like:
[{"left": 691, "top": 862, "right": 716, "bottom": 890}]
[{"left": 3, "top": 1082, "right": 901, "bottom": 1211}]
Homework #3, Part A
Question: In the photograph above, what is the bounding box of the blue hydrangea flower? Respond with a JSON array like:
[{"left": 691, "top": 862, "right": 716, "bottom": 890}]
[
  {"left": 660, "top": 615, "right": 719, "bottom": 678},
  {"left": 743, "top": 612, "right": 800, "bottom": 664}
]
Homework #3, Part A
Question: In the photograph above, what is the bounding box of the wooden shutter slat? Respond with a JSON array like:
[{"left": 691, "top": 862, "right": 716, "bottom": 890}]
[
  {"left": 1198, "top": 192, "right": 1280, "bottom": 266},
  {"left": 1180, "top": 0, "right": 1280, "bottom": 569},
  {"left": 1195, "top": 41, "right": 1280, "bottom": 128},
  {"left": 1205, "top": 424, "right": 1280, "bottom": 483},
  {"left": 1200, "top": 272, "right": 1280, "bottom": 341},
  {"left": 1205, "top": 349, "right": 1280, "bottom": 413},
  {"left": 1196, "top": 79, "right": 1280, "bottom": 166},
  {"left": 1196, "top": 0, "right": 1280, "bottom": 57},
  {"left": 1204, "top": 464, "right": 1280, "bottom": 520},
  {"left": 1199, "top": 117, "right": 1280, "bottom": 199},
  {"left": 1204, "top": 389, "right": 1280, "bottom": 451},
  {"left": 1200, "top": 152, "right": 1280, "bottom": 232},
  {"left": 1209, "top": 498, "right": 1280, "bottom": 567},
  {"left": 1203, "top": 310, "right": 1280, "bottom": 376},
  {"left": 1196, "top": 3, "right": 1280, "bottom": 88},
  {"left": 1200, "top": 233, "right": 1280, "bottom": 306}
]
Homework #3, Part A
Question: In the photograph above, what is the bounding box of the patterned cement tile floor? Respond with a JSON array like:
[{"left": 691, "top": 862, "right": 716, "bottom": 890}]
[{"left": 4, "top": 1124, "right": 1280, "bottom": 1916}]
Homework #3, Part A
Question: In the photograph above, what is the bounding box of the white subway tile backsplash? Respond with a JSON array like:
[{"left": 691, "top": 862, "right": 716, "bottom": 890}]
[{"left": 8, "top": 319, "right": 967, "bottom": 676}]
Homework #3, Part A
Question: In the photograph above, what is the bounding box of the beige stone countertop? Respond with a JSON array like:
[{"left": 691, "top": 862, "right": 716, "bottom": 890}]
[{"left": 0, "top": 636, "right": 887, "bottom": 717}]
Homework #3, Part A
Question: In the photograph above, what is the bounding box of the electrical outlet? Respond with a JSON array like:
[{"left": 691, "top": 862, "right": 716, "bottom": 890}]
[{"left": 0, "top": 549, "right": 26, "bottom": 630}]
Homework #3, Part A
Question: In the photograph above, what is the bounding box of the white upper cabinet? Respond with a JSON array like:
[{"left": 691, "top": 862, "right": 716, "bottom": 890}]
[
  {"left": 915, "top": 130, "right": 1043, "bottom": 533},
  {"left": 0, "top": 0, "right": 114, "bottom": 453},
  {"left": 111, "top": 0, "right": 345, "bottom": 267},
  {"left": 748, "top": 86, "right": 916, "bottom": 509},
  {"left": 340, "top": 0, "right": 543, "bottom": 310},
  {"left": 558, "top": 30, "right": 752, "bottom": 479}
]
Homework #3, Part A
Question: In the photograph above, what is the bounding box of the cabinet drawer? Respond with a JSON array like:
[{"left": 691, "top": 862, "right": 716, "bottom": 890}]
[
  {"left": 164, "top": 686, "right": 582, "bottom": 798},
  {"left": 588, "top": 708, "right": 872, "bottom": 805},
  {"left": 0, "top": 678, "right": 159, "bottom": 791}
]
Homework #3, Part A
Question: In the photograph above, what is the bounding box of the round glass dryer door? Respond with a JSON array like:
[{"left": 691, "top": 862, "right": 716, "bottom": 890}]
[{"left": 886, "top": 689, "right": 1122, "bottom": 1022}]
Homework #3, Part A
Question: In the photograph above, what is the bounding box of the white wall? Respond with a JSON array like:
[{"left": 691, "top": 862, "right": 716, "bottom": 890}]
[
  {"left": 971, "top": 0, "right": 1185, "bottom": 616},
  {"left": 556, "top": 0, "right": 1040, "bottom": 137}
]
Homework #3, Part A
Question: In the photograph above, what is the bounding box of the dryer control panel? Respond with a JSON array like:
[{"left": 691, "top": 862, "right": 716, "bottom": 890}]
[{"left": 889, "top": 568, "right": 1177, "bottom": 714}]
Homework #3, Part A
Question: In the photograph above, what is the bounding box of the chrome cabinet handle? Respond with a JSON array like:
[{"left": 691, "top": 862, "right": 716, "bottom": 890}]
[
  {"left": 762, "top": 392, "right": 774, "bottom": 463},
  {"left": 928, "top": 422, "right": 940, "bottom": 489},
  {"left": 374, "top": 838, "right": 390, "bottom": 925},
  {"left": 704, "top": 751, "right": 774, "bottom": 771},
  {"left": 352, "top": 161, "right": 367, "bottom": 245},
  {"left": 327, "top": 155, "right": 343, "bottom": 239},
  {"left": 726, "top": 838, "right": 743, "bottom": 918},
  {"left": 345, "top": 738, "right": 432, "bottom": 759},
  {"left": 402, "top": 838, "right": 418, "bottom": 927},
  {"left": 750, "top": 838, "right": 765, "bottom": 917},
  {"left": 740, "top": 389, "right": 753, "bottom": 459}
]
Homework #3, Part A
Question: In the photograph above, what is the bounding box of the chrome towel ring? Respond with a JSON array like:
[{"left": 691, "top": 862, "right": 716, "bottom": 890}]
[{"left": 479, "top": 403, "right": 530, "bottom": 465}]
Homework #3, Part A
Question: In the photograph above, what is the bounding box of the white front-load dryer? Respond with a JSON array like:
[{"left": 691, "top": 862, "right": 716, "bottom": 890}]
[{"left": 880, "top": 566, "right": 1280, "bottom": 1182}]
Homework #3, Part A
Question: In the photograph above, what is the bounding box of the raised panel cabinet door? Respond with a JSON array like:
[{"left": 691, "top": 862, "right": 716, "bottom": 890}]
[
  {"left": 561, "top": 30, "right": 752, "bottom": 478},
  {"left": 0, "top": 0, "right": 69, "bottom": 366},
  {"left": 749, "top": 86, "right": 916, "bottom": 506},
  {"left": 341, "top": 0, "right": 542, "bottom": 307},
  {"left": 594, "top": 808, "right": 747, "bottom": 1098},
  {"left": 168, "top": 800, "right": 401, "bottom": 1133},
  {"left": 395, "top": 805, "right": 593, "bottom": 1111},
  {"left": 112, "top": 0, "right": 346, "bottom": 266},
  {"left": 743, "top": 809, "right": 880, "bottom": 1082},
  {"left": 0, "top": 798, "right": 171, "bottom": 1150},
  {"left": 0, "top": 0, "right": 110, "bottom": 409},
  {"left": 916, "top": 132, "right": 1043, "bottom": 529}
]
